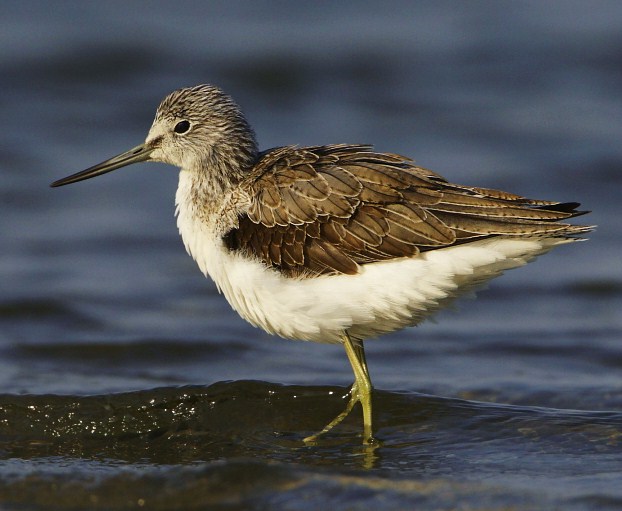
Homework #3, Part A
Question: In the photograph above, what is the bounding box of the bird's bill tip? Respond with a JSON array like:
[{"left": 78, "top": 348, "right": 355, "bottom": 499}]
[{"left": 50, "top": 143, "right": 153, "bottom": 187}]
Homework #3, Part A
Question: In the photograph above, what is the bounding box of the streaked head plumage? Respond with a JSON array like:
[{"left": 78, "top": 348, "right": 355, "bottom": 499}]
[{"left": 147, "top": 84, "right": 258, "bottom": 175}]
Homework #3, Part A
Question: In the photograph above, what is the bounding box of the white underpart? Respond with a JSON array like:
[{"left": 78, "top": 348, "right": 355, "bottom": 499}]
[{"left": 176, "top": 172, "right": 577, "bottom": 344}]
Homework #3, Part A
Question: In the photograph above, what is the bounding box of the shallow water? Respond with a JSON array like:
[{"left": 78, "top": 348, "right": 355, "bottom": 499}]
[
  {"left": 1, "top": 2, "right": 622, "bottom": 509},
  {"left": 1, "top": 383, "right": 621, "bottom": 509}
]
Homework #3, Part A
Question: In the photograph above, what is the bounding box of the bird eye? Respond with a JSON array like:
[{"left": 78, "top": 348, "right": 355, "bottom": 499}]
[{"left": 174, "top": 120, "right": 191, "bottom": 134}]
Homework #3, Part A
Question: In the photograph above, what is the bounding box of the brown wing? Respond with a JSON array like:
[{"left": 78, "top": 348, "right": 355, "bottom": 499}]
[{"left": 224, "top": 144, "right": 590, "bottom": 277}]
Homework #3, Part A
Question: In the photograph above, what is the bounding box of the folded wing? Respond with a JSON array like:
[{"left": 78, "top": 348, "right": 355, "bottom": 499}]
[{"left": 224, "top": 144, "right": 590, "bottom": 277}]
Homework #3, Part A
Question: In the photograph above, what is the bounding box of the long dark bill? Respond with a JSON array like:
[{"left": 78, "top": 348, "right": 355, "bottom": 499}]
[{"left": 50, "top": 143, "right": 153, "bottom": 187}]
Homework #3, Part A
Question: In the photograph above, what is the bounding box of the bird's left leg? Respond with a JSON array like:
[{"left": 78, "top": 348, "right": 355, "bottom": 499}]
[
  {"left": 303, "top": 331, "right": 375, "bottom": 444},
  {"left": 344, "top": 333, "right": 374, "bottom": 443}
]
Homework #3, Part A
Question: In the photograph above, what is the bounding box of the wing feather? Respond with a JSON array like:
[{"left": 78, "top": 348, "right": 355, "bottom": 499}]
[{"left": 223, "top": 145, "right": 591, "bottom": 277}]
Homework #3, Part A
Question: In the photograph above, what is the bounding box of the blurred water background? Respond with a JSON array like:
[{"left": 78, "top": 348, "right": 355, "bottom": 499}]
[{"left": 1, "top": 1, "right": 621, "bottom": 509}]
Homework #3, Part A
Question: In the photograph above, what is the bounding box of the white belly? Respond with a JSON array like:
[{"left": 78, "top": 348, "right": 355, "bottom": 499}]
[
  {"left": 176, "top": 197, "right": 573, "bottom": 343},
  {"left": 175, "top": 169, "right": 577, "bottom": 343}
]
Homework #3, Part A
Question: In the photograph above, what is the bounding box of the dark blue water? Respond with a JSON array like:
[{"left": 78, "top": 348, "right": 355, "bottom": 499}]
[{"left": 1, "top": 2, "right": 621, "bottom": 509}]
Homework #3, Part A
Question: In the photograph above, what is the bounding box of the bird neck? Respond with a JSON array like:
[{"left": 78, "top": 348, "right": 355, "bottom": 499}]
[{"left": 175, "top": 153, "right": 253, "bottom": 236}]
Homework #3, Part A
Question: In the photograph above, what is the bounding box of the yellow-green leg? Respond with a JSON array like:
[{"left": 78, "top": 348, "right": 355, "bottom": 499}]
[{"left": 303, "top": 332, "right": 375, "bottom": 444}]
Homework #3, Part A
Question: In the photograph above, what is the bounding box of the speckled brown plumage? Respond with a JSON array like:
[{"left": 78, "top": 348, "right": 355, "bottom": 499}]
[{"left": 224, "top": 144, "right": 588, "bottom": 277}]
